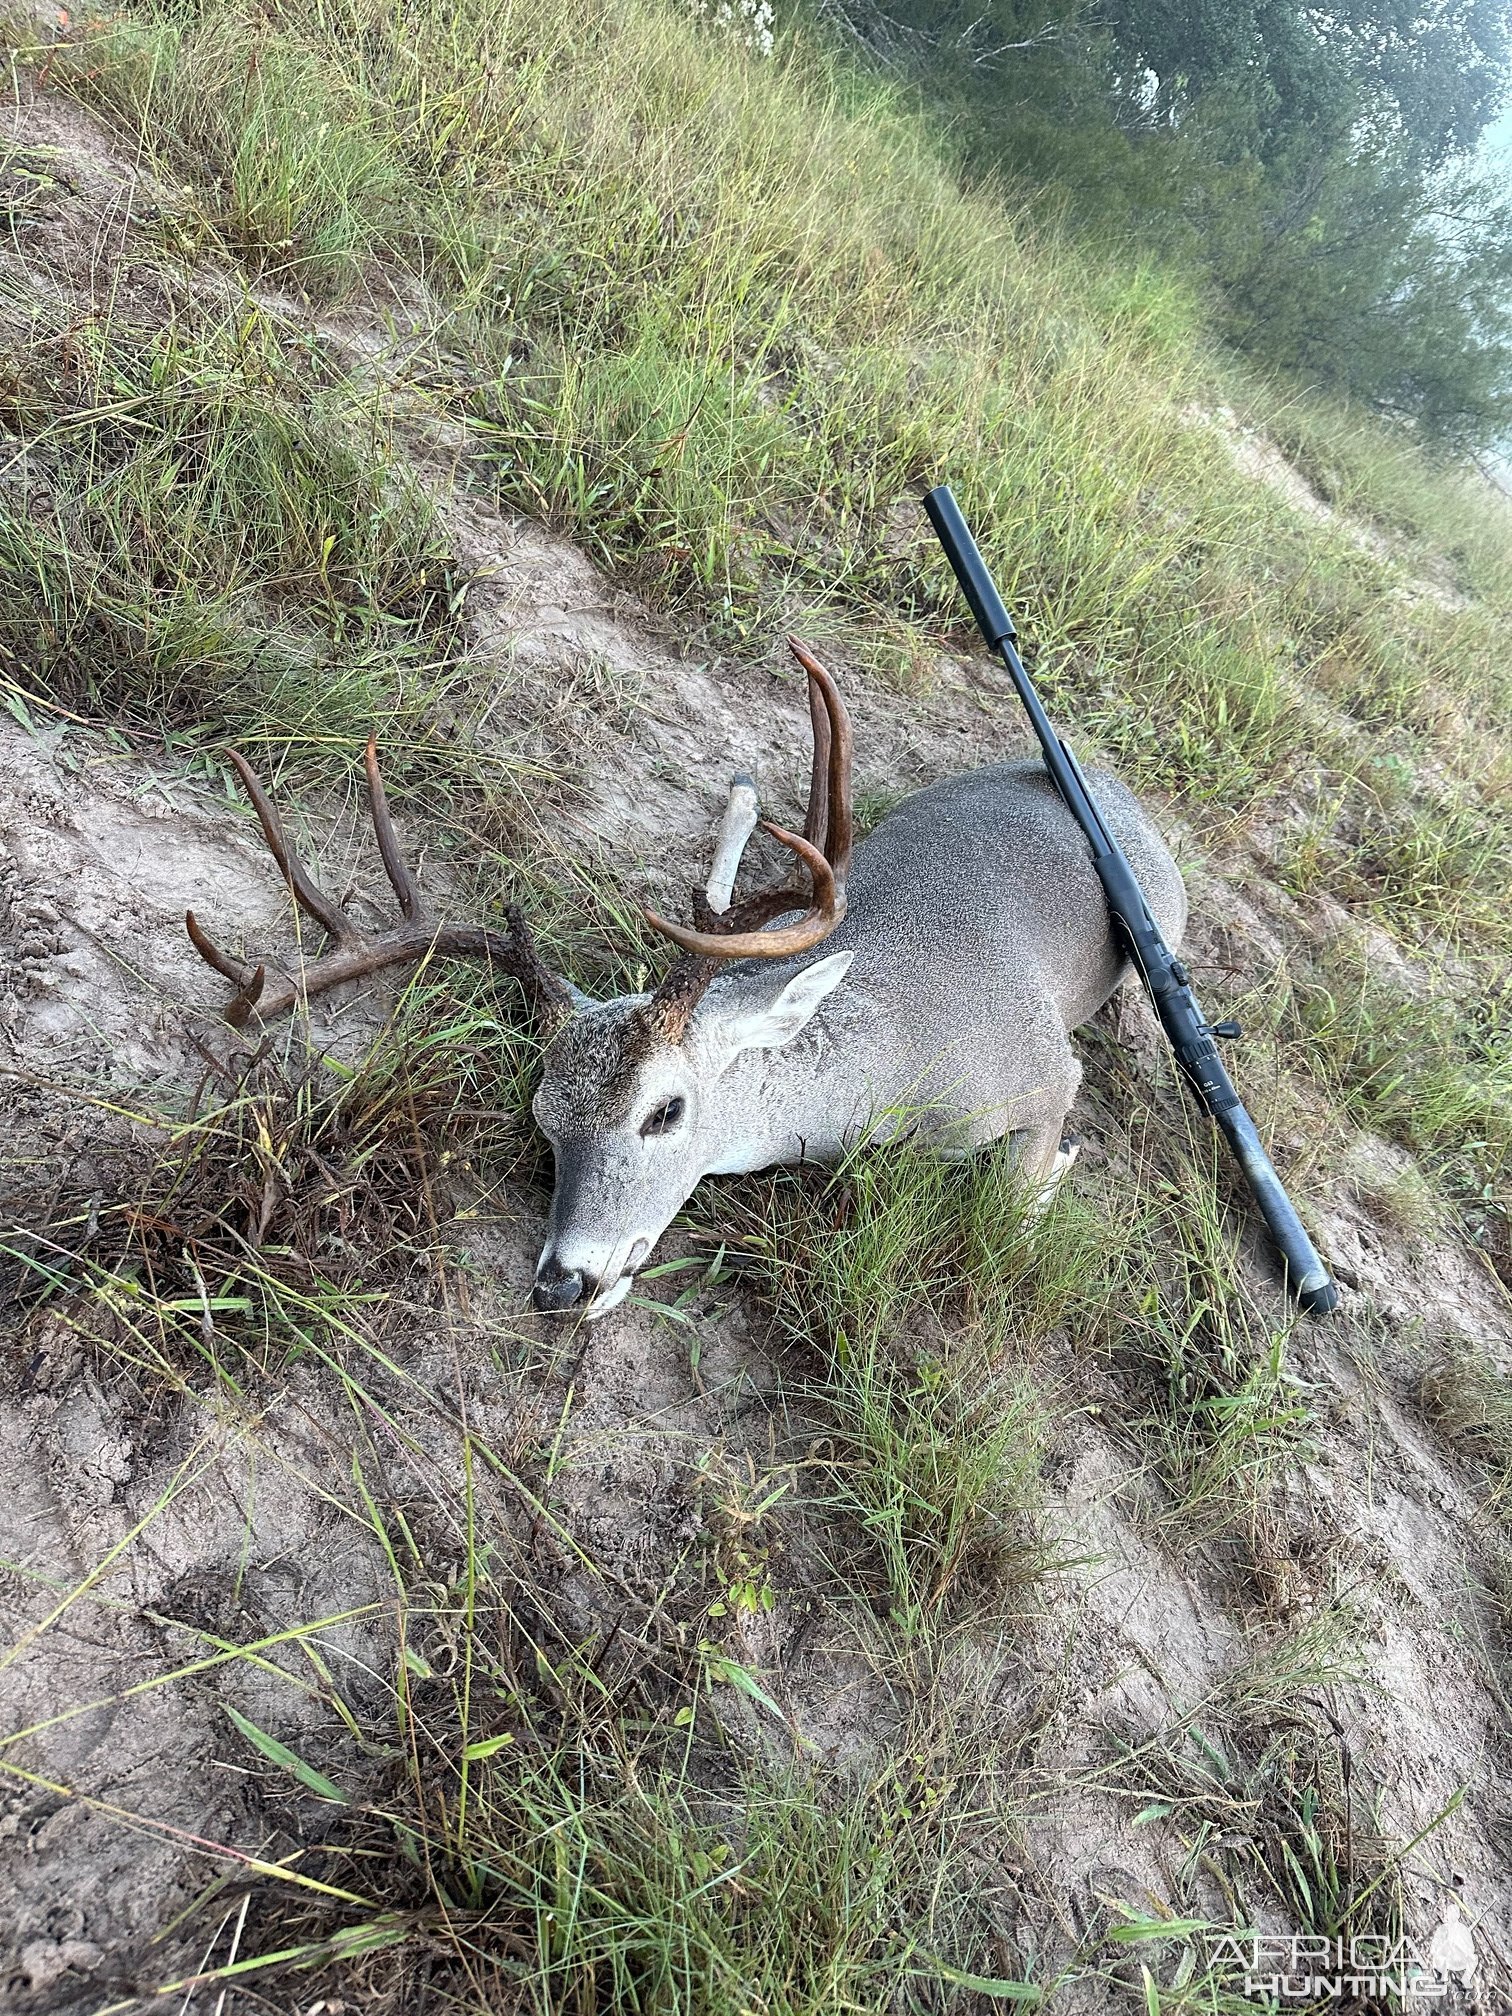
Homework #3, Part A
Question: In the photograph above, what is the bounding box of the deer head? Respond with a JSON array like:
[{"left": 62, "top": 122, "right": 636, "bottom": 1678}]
[{"left": 186, "top": 641, "right": 854, "bottom": 1319}]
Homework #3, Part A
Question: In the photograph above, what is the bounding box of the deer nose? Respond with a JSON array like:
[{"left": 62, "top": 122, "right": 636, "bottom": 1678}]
[{"left": 532, "top": 1255, "right": 588, "bottom": 1313}]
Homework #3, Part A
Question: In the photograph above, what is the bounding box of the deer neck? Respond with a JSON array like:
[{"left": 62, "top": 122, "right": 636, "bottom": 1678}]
[{"left": 696, "top": 985, "right": 873, "bottom": 1177}]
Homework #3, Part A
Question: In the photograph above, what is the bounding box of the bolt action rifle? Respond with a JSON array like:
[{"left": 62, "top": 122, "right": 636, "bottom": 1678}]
[{"left": 924, "top": 484, "right": 1339, "bottom": 1316}]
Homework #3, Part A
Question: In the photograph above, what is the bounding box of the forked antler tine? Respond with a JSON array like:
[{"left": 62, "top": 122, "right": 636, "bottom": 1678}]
[
  {"left": 225, "top": 749, "right": 355, "bottom": 946},
  {"left": 786, "top": 638, "right": 853, "bottom": 881},
  {"left": 644, "top": 820, "right": 842, "bottom": 959},
  {"left": 184, "top": 736, "right": 579, "bottom": 1032},
  {"left": 363, "top": 733, "right": 423, "bottom": 924}
]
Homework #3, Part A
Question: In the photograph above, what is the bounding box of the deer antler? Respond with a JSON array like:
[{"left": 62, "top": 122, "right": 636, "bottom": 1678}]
[
  {"left": 643, "top": 639, "right": 852, "bottom": 963},
  {"left": 635, "top": 640, "right": 853, "bottom": 1043},
  {"left": 186, "top": 736, "right": 574, "bottom": 1033}
]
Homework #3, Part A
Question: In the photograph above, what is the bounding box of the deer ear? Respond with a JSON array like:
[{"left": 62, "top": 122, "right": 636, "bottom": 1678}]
[{"left": 700, "top": 950, "right": 854, "bottom": 1070}]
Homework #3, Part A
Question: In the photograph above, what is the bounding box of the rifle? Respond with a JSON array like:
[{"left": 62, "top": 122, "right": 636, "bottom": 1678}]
[{"left": 923, "top": 484, "right": 1339, "bottom": 1317}]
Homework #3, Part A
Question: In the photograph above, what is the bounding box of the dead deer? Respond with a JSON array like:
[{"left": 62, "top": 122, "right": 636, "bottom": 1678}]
[{"left": 186, "top": 640, "right": 1186, "bottom": 1317}]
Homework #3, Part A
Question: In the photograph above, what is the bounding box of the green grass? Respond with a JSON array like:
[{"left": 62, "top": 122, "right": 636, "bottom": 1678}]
[
  {"left": 1095, "top": 1610, "right": 1439, "bottom": 1973},
  {"left": 1421, "top": 1344, "right": 1512, "bottom": 1517},
  {"left": 17, "top": 0, "right": 1483, "bottom": 813},
  {"left": 1279, "top": 941, "right": 1511, "bottom": 1268},
  {"left": 1254, "top": 384, "right": 1512, "bottom": 609},
  {"left": 0, "top": 299, "right": 456, "bottom": 730},
  {"left": 729, "top": 1135, "right": 1082, "bottom": 1634},
  {"left": 3, "top": 0, "right": 1512, "bottom": 2003}
]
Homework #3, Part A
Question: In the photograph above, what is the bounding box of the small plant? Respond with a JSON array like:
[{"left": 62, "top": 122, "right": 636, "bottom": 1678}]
[
  {"left": 696, "top": 1446, "right": 789, "bottom": 1618},
  {"left": 1420, "top": 1342, "right": 1512, "bottom": 1514},
  {"left": 687, "top": 0, "right": 774, "bottom": 59}
]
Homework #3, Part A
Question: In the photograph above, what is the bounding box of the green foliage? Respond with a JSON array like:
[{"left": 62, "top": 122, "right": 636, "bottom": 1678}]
[
  {"left": 1421, "top": 1342, "right": 1512, "bottom": 1512},
  {"left": 0, "top": 0, "right": 1336, "bottom": 807},
  {"left": 856, "top": 0, "right": 1512, "bottom": 443},
  {"left": 0, "top": 298, "right": 455, "bottom": 733},
  {"left": 1214, "top": 150, "right": 1512, "bottom": 448},
  {"left": 1100, "top": 0, "right": 1512, "bottom": 165},
  {"left": 1284, "top": 943, "right": 1512, "bottom": 1241}
]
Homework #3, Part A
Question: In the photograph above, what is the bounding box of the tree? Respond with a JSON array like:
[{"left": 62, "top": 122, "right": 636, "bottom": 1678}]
[
  {"left": 827, "top": 0, "right": 1512, "bottom": 444},
  {"left": 1101, "top": 0, "right": 1512, "bottom": 165}
]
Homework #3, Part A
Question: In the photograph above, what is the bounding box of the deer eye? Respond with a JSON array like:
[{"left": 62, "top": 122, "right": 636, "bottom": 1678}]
[{"left": 640, "top": 1095, "right": 686, "bottom": 1137}]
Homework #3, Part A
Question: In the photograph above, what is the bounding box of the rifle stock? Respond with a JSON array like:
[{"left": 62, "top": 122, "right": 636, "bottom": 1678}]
[{"left": 923, "top": 483, "right": 1338, "bottom": 1317}]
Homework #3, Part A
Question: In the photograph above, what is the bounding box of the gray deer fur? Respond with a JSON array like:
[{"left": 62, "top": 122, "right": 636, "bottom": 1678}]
[{"left": 531, "top": 757, "right": 1185, "bottom": 1317}]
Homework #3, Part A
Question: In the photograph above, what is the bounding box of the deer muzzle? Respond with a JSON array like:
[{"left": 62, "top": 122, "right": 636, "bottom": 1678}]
[{"left": 531, "top": 1254, "right": 588, "bottom": 1312}]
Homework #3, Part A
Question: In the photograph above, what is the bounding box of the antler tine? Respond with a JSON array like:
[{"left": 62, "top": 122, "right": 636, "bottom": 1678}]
[
  {"left": 787, "top": 637, "right": 852, "bottom": 882},
  {"left": 644, "top": 820, "right": 840, "bottom": 960},
  {"left": 226, "top": 749, "right": 356, "bottom": 947},
  {"left": 363, "top": 732, "right": 424, "bottom": 923},
  {"left": 802, "top": 670, "right": 831, "bottom": 851},
  {"left": 185, "top": 907, "right": 252, "bottom": 986}
]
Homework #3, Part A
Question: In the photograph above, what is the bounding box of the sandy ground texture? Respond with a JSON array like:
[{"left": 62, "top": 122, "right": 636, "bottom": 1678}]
[{"left": 3, "top": 82, "right": 1511, "bottom": 2016}]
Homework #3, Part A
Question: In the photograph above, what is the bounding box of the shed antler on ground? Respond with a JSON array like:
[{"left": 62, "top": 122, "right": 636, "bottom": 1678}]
[{"left": 185, "top": 735, "right": 572, "bottom": 1032}]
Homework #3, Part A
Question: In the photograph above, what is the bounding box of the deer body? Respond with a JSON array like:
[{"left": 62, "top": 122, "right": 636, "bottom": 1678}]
[
  {"left": 187, "top": 644, "right": 1185, "bottom": 1323},
  {"left": 531, "top": 757, "right": 1185, "bottom": 1314}
]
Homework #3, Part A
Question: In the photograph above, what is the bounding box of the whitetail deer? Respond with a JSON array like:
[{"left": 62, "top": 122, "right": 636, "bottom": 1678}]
[{"left": 186, "top": 641, "right": 1186, "bottom": 1316}]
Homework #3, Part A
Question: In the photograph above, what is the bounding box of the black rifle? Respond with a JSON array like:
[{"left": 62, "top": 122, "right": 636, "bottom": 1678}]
[{"left": 923, "top": 484, "right": 1339, "bottom": 1316}]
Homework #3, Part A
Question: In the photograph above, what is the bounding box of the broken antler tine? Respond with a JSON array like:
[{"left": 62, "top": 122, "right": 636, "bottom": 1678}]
[
  {"left": 787, "top": 638, "right": 853, "bottom": 883},
  {"left": 226, "top": 748, "right": 354, "bottom": 946},
  {"left": 705, "top": 772, "right": 761, "bottom": 915},
  {"left": 363, "top": 733, "right": 423, "bottom": 924},
  {"left": 639, "top": 955, "right": 719, "bottom": 1046},
  {"left": 224, "top": 965, "right": 267, "bottom": 1030}
]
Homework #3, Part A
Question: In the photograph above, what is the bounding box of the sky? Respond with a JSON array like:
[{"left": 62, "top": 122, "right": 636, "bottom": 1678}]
[{"left": 1485, "top": 102, "right": 1512, "bottom": 162}]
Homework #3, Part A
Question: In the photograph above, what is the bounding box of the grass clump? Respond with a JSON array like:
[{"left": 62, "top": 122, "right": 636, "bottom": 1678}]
[
  {"left": 1420, "top": 1344, "right": 1512, "bottom": 1517},
  {"left": 1, "top": 980, "right": 538, "bottom": 1383},
  {"left": 1282, "top": 941, "right": 1511, "bottom": 1272},
  {"left": 200, "top": 1616, "right": 1044, "bottom": 2014},
  {"left": 726, "top": 1135, "right": 1093, "bottom": 1636},
  {"left": 1097, "top": 1617, "right": 1421, "bottom": 1957},
  {"left": 1062, "top": 1156, "right": 1318, "bottom": 1593},
  {"left": 1261, "top": 387, "right": 1512, "bottom": 609},
  {"left": 0, "top": 293, "right": 456, "bottom": 739}
]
